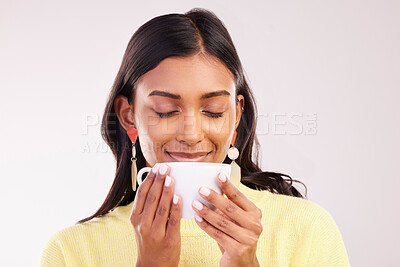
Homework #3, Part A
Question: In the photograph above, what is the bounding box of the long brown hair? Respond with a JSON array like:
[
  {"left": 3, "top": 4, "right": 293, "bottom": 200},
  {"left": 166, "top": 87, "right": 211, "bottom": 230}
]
[{"left": 78, "top": 8, "right": 307, "bottom": 224}]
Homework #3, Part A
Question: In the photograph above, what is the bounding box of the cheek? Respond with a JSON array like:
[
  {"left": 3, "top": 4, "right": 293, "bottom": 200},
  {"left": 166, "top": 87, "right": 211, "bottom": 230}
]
[
  {"left": 135, "top": 114, "right": 171, "bottom": 159},
  {"left": 207, "top": 116, "right": 231, "bottom": 141},
  {"left": 206, "top": 112, "right": 235, "bottom": 156}
]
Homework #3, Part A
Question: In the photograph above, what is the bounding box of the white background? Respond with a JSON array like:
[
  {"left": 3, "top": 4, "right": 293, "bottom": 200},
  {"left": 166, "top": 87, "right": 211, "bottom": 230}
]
[{"left": 1, "top": 0, "right": 399, "bottom": 266}]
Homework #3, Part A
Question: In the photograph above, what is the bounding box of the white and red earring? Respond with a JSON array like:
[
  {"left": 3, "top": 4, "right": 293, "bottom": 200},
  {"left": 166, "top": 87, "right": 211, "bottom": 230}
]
[
  {"left": 127, "top": 127, "right": 138, "bottom": 191},
  {"left": 228, "top": 130, "right": 241, "bottom": 187}
]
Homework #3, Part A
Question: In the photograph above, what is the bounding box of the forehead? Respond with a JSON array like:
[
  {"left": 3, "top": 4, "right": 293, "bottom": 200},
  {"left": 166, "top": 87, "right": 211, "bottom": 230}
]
[{"left": 136, "top": 54, "right": 236, "bottom": 97}]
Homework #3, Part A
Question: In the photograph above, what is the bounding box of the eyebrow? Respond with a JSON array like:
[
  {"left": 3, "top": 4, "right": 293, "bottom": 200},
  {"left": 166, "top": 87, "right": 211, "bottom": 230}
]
[{"left": 148, "top": 90, "right": 231, "bottom": 100}]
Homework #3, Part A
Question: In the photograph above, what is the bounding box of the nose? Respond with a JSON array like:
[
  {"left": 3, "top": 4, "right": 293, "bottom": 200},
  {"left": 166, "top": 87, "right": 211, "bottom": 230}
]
[{"left": 175, "top": 111, "right": 205, "bottom": 145}]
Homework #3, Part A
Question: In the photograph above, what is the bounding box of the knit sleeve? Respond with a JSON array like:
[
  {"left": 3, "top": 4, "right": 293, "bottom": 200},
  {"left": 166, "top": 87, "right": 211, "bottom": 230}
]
[
  {"left": 307, "top": 205, "right": 351, "bottom": 266},
  {"left": 37, "top": 233, "right": 67, "bottom": 267}
]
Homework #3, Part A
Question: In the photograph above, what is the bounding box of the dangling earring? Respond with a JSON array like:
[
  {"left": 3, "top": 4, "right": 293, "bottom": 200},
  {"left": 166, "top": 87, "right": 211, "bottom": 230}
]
[
  {"left": 127, "top": 127, "right": 138, "bottom": 191},
  {"left": 228, "top": 129, "right": 241, "bottom": 187}
]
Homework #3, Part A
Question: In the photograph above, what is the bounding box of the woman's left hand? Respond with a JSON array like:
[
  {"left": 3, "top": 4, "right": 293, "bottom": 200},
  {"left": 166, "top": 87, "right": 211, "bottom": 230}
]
[{"left": 192, "top": 172, "right": 263, "bottom": 267}]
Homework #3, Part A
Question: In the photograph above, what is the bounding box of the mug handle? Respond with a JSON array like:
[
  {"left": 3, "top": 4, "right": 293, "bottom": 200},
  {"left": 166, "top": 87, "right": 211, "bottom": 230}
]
[{"left": 137, "top": 167, "right": 152, "bottom": 185}]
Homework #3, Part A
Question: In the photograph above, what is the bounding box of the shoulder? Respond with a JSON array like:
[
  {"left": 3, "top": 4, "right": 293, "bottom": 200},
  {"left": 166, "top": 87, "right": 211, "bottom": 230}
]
[
  {"left": 38, "top": 204, "right": 133, "bottom": 266},
  {"left": 56, "top": 204, "right": 132, "bottom": 242},
  {"left": 238, "top": 182, "right": 338, "bottom": 228},
  {"left": 238, "top": 183, "right": 350, "bottom": 265}
]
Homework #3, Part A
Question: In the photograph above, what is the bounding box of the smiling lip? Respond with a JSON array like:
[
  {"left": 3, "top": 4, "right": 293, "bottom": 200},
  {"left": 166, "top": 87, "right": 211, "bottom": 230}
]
[{"left": 167, "top": 151, "right": 210, "bottom": 162}]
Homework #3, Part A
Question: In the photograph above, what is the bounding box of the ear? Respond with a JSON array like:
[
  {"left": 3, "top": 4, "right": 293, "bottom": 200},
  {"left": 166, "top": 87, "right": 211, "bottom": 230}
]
[
  {"left": 234, "top": 94, "right": 245, "bottom": 130},
  {"left": 114, "top": 95, "right": 136, "bottom": 131}
]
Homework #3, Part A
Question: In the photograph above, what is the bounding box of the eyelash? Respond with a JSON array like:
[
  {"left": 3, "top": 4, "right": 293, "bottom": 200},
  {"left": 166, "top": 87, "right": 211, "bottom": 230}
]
[{"left": 155, "top": 111, "right": 224, "bottom": 118}]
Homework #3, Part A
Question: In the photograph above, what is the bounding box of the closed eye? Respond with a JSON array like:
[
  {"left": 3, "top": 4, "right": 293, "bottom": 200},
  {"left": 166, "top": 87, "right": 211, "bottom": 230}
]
[
  {"left": 155, "top": 111, "right": 179, "bottom": 118},
  {"left": 155, "top": 111, "right": 223, "bottom": 118},
  {"left": 204, "top": 111, "right": 223, "bottom": 118}
]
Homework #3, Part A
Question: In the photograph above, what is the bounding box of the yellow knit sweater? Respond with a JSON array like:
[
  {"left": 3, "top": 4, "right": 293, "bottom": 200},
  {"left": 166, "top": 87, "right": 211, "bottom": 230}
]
[{"left": 38, "top": 183, "right": 350, "bottom": 266}]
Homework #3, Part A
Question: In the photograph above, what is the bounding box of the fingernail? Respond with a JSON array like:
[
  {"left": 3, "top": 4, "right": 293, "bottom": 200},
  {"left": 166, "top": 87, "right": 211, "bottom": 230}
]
[
  {"left": 151, "top": 164, "right": 159, "bottom": 174},
  {"left": 158, "top": 164, "right": 168, "bottom": 175},
  {"left": 218, "top": 172, "right": 227, "bottom": 183},
  {"left": 199, "top": 187, "right": 210, "bottom": 196},
  {"left": 192, "top": 200, "right": 203, "bottom": 210},
  {"left": 173, "top": 194, "right": 179, "bottom": 205},
  {"left": 165, "top": 175, "right": 172, "bottom": 187},
  {"left": 194, "top": 214, "right": 203, "bottom": 222}
]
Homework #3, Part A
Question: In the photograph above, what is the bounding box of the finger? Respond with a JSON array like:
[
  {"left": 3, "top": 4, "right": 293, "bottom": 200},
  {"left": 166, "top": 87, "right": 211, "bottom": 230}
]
[
  {"left": 217, "top": 172, "right": 258, "bottom": 212},
  {"left": 193, "top": 211, "right": 240, "bottom": 252},
  {"left": 152, "top": 175, "right": 175, "bottom": 236},
  {"left": 165, "top": 194, "right": 182, "bottom": 240},
  {"left": 132, "top": 164, "right": 159, "bottom": 216},
  {"left": 199, "top": 187, "right": 253, "bottom": 228},
  {"left": 192, "top": 200, "right": 253, "bottom": 244},
  {"left": 214, "top": 209, "right": 229, "bottom": 254},
  {"left": 215, "top": 209, "right": 235, "bottom": 224},
  {"left": 141, "top": 164, "right": 170, "bottom": 226}
]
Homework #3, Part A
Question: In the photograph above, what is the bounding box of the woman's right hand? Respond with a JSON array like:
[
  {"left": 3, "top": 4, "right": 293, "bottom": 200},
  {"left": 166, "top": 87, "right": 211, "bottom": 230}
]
[{"left": 130, "top": 163, "right": 182, "bottom": 267}]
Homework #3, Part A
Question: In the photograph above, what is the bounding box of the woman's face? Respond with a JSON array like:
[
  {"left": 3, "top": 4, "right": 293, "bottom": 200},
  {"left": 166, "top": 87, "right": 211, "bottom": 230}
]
[{"left": 116, "top": 53, "right": 244, "bottom": 167}]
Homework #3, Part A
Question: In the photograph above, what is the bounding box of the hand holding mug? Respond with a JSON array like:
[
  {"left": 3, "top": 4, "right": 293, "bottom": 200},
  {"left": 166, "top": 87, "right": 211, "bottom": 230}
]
[
  {"left": 130, "top": 164, "right": 182, "bottom": 267},
  {"left": 192, "top": 173, "right": 263, "bottom": 267}
]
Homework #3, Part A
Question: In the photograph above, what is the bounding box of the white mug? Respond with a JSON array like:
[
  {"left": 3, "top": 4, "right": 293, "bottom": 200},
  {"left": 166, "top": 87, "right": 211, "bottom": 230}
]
[{"left": 137, "top": 162, "right": 231, "bottom": 219}]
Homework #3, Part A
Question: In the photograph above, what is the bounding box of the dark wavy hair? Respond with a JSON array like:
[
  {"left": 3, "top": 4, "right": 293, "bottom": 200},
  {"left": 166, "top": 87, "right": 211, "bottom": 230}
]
[{"left": 78, "top": 8, "right": 307, "bottom": 224}]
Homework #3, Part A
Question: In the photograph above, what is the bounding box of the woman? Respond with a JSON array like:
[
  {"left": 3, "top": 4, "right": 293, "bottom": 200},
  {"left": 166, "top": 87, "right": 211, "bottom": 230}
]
[{"left": 38, "top": 8, "right": 350, "bottom": 266}]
